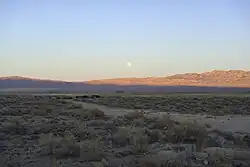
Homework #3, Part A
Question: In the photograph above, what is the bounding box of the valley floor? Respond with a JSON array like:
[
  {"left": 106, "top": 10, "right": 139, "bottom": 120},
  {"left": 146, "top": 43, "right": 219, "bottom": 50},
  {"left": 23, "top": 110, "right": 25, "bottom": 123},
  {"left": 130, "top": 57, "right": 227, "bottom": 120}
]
[{"left": 0, "top": 94, "right": 250, "bottom": 167}]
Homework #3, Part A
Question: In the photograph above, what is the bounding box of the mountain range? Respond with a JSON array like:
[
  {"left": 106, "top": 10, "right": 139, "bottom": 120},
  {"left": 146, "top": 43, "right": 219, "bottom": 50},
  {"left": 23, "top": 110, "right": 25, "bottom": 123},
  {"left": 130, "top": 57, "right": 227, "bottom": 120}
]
[{"left": 1, "top": 70, "right": 250, "bottom": 93}]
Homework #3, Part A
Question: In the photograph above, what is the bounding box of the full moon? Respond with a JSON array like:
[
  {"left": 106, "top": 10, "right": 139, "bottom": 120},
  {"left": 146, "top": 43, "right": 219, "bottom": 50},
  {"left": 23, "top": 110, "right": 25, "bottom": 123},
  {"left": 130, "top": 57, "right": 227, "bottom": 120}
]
[{"left": 127, "top": 61, "right": 132, "bottom": 67}]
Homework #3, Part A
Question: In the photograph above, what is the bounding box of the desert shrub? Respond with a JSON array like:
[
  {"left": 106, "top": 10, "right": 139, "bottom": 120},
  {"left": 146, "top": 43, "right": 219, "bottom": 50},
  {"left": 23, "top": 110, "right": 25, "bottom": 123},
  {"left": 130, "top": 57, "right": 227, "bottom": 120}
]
[
  {"left": 62, "top": 130, "right": 77, "bottom": 143},
  {"left": 38, "top": 133, "right": 62, "bottom": 155},
  {"left": 10, "top": 136, "right": 25, "bottom": 147},
  {"left": 133, "top": 118, "right": 146, "bottom": 127},
  {"left": 103, "top": 120, "right": 118, "bottom": 132},
  {"left": 213, "top": 109, "right": 227, "bottom": 116},
  {"left": 112, "top": 127, "right": 131, "bottom": 147},
  {"left": 129, "top": 130, "right": 149, "bottom": 153},
  {"left": 73, "top": 123, "right": 92, "bottom": 141},
  {"left": 90, "top": 108, "right": 105, "bottom": 118},
  {"left": 58, "top": 100, "right": 68, "bottom": 104},
  {"left": 152, "top": 114, "right": 175, "bottom": 130},
  {"left": 66, "top": 103, "right": 82, "bottom": 109},
  {"left": 2, "top": 118, "right": 28, "bottom": 135},
  {"left": 112, "top": 126, "right": 149, "bottom": 153},
  {"left": 82, "top": 136, "right": 104, "bottom": 152},
  {"left": 139, "top": 152, "right": 189, "bottom": 167},
  {"left": 2, "top": 121, "right": 18, "bottom": 133},
  {"left": 33, "top": 109, "right": 50, "bottom": 116},
  {"left": 124, "top": 110, "right": 144, "bottom": 120},
  {"left": 79, "top": 108, "right": 105, "bottom": 121},
  {"left": 143, "top": 114, "right": 159, "bottom": 124},
  {"left": 58, "top": 96, "right": 73, "bottom": 100},
  {"left": 77, "top": 137, "right": 105, "bottom": 162},
  {"left": 145, "top": 129, "right": 162, "bottom": 144},
  {"left": 204, "top": 148, "right": 236, "bottom": 166},
  {"left": 163, "top": 120, "right": 208, "bottom": 151},
  {"left": 113, "top": 116, "right": 126, "bottom": 126},
  {"left": 38, "top": 132, "right": 80, "bottom": 159}
]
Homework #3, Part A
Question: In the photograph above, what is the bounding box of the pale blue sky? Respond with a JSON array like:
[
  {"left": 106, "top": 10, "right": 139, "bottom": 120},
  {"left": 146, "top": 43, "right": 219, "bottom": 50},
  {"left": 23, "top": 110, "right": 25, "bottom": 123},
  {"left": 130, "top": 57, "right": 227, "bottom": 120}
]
[{"left": 1, "top": 0, "right": 250, "bottom": 81}]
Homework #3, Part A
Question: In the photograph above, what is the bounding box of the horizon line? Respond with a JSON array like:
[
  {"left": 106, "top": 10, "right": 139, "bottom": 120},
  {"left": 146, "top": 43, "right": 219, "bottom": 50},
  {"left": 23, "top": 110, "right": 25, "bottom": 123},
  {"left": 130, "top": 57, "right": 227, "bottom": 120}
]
[{"left": 0, "top": 69, "right": 250, "bottom": 82}]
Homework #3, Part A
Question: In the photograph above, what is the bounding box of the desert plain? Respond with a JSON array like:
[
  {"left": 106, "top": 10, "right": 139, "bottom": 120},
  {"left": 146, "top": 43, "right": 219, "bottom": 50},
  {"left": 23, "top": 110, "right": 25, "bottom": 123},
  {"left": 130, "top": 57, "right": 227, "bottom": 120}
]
[{"left": 1, "top": 93, "right": 250, "bottom": 167}]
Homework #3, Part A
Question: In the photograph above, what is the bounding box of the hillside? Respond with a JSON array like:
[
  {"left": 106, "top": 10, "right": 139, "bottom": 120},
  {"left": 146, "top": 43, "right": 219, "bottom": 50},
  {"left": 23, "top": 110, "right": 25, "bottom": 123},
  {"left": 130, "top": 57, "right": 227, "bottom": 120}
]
[
  {"left": 87, "top": 70, "right": 250, "bottom": 87},
  {"left": 1, "top": 70, "right": 250, "bottom": 93}
]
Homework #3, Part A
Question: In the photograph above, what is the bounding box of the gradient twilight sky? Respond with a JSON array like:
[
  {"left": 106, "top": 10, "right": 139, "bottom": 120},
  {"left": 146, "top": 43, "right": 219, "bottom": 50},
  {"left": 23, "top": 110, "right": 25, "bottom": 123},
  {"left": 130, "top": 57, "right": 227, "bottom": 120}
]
[{"left": 1, "top": 0, "right": 250, "bottom": 81}]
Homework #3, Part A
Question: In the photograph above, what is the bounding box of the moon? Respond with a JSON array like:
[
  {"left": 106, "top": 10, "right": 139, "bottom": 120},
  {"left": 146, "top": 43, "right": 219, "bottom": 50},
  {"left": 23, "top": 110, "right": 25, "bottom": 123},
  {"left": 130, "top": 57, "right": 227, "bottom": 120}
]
[{"left": 127, "top": 61, "right": 132, "bottom": 67}]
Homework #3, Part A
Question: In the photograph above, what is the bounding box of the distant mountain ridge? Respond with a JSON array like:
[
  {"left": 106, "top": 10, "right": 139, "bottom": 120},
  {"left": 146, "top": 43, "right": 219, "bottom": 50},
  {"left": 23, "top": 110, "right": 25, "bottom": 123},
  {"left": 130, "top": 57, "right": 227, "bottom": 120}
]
[
  {"left": 87, "top": 70, "right": 250, "bottom": 87},
  {"left": 0, "top": 76, "right": 76, "bottom": 83},
  {"left": 1, "top": 70, "right": 250, "bottom": 93}
]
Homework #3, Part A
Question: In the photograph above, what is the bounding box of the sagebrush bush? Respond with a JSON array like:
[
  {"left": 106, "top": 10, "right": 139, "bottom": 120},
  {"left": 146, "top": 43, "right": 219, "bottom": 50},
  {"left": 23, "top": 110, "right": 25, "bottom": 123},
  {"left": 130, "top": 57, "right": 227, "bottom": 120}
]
[
  {"left": 82, "top": 136, "right": 104, "bottom": 153},
  {"left": 153, "top": 114, "right": 174, "bottom": 130},
  {"left": 124, "top": 110, "right": 144, "bottom": 120},
  {"left": 129, "top": 131, "right": 149, "bottom": 153},
  {"left": 38, "top": 132, "right": 80, "bottom": 158},
  {"left": 79, "top": 108, "right": 105, "bottom": 121},
  {"left": 162, "top": 120, "right": 208, "bottom": 151},
  {"left": 67, "top": 103, "right": 82, "bottom": 109}
]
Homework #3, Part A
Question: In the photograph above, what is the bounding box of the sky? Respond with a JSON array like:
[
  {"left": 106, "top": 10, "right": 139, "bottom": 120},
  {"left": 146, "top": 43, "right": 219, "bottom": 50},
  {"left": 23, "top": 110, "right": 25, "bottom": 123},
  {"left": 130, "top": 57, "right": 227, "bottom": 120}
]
[{"left": 1, "top": 0, "right": 250, "bottom": 81}]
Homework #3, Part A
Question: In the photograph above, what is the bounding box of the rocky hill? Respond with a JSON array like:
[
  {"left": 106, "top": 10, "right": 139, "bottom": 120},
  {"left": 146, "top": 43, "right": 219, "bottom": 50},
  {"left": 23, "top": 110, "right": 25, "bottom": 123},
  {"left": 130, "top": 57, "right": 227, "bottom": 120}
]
[{"left": 87, "top": 70, "right": 250, "bottom": 87}]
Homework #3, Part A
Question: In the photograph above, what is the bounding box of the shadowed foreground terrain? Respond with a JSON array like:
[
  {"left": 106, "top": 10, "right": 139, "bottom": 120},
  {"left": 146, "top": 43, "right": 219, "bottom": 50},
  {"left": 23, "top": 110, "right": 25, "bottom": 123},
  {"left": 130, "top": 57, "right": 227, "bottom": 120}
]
[{"left": 1, "top": 94, "right": 250, "bottom": 167}]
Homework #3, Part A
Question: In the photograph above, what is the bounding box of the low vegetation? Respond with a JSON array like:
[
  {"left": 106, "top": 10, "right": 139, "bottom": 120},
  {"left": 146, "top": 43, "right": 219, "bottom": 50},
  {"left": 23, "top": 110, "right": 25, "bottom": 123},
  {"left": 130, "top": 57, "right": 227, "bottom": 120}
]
[
  {"left": 0, "top": 94, "right": 250, "bottom": 167},
  {"left": 77, "top": 95, "right": 250, "bottom": 115}
]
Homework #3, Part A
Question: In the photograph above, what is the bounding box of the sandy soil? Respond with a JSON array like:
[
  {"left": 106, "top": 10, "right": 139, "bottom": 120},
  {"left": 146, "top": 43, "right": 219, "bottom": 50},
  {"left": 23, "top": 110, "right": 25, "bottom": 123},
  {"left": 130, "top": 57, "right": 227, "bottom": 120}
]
[{"left": 68, "top": 100, "right": 135, "bottom": 117}]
